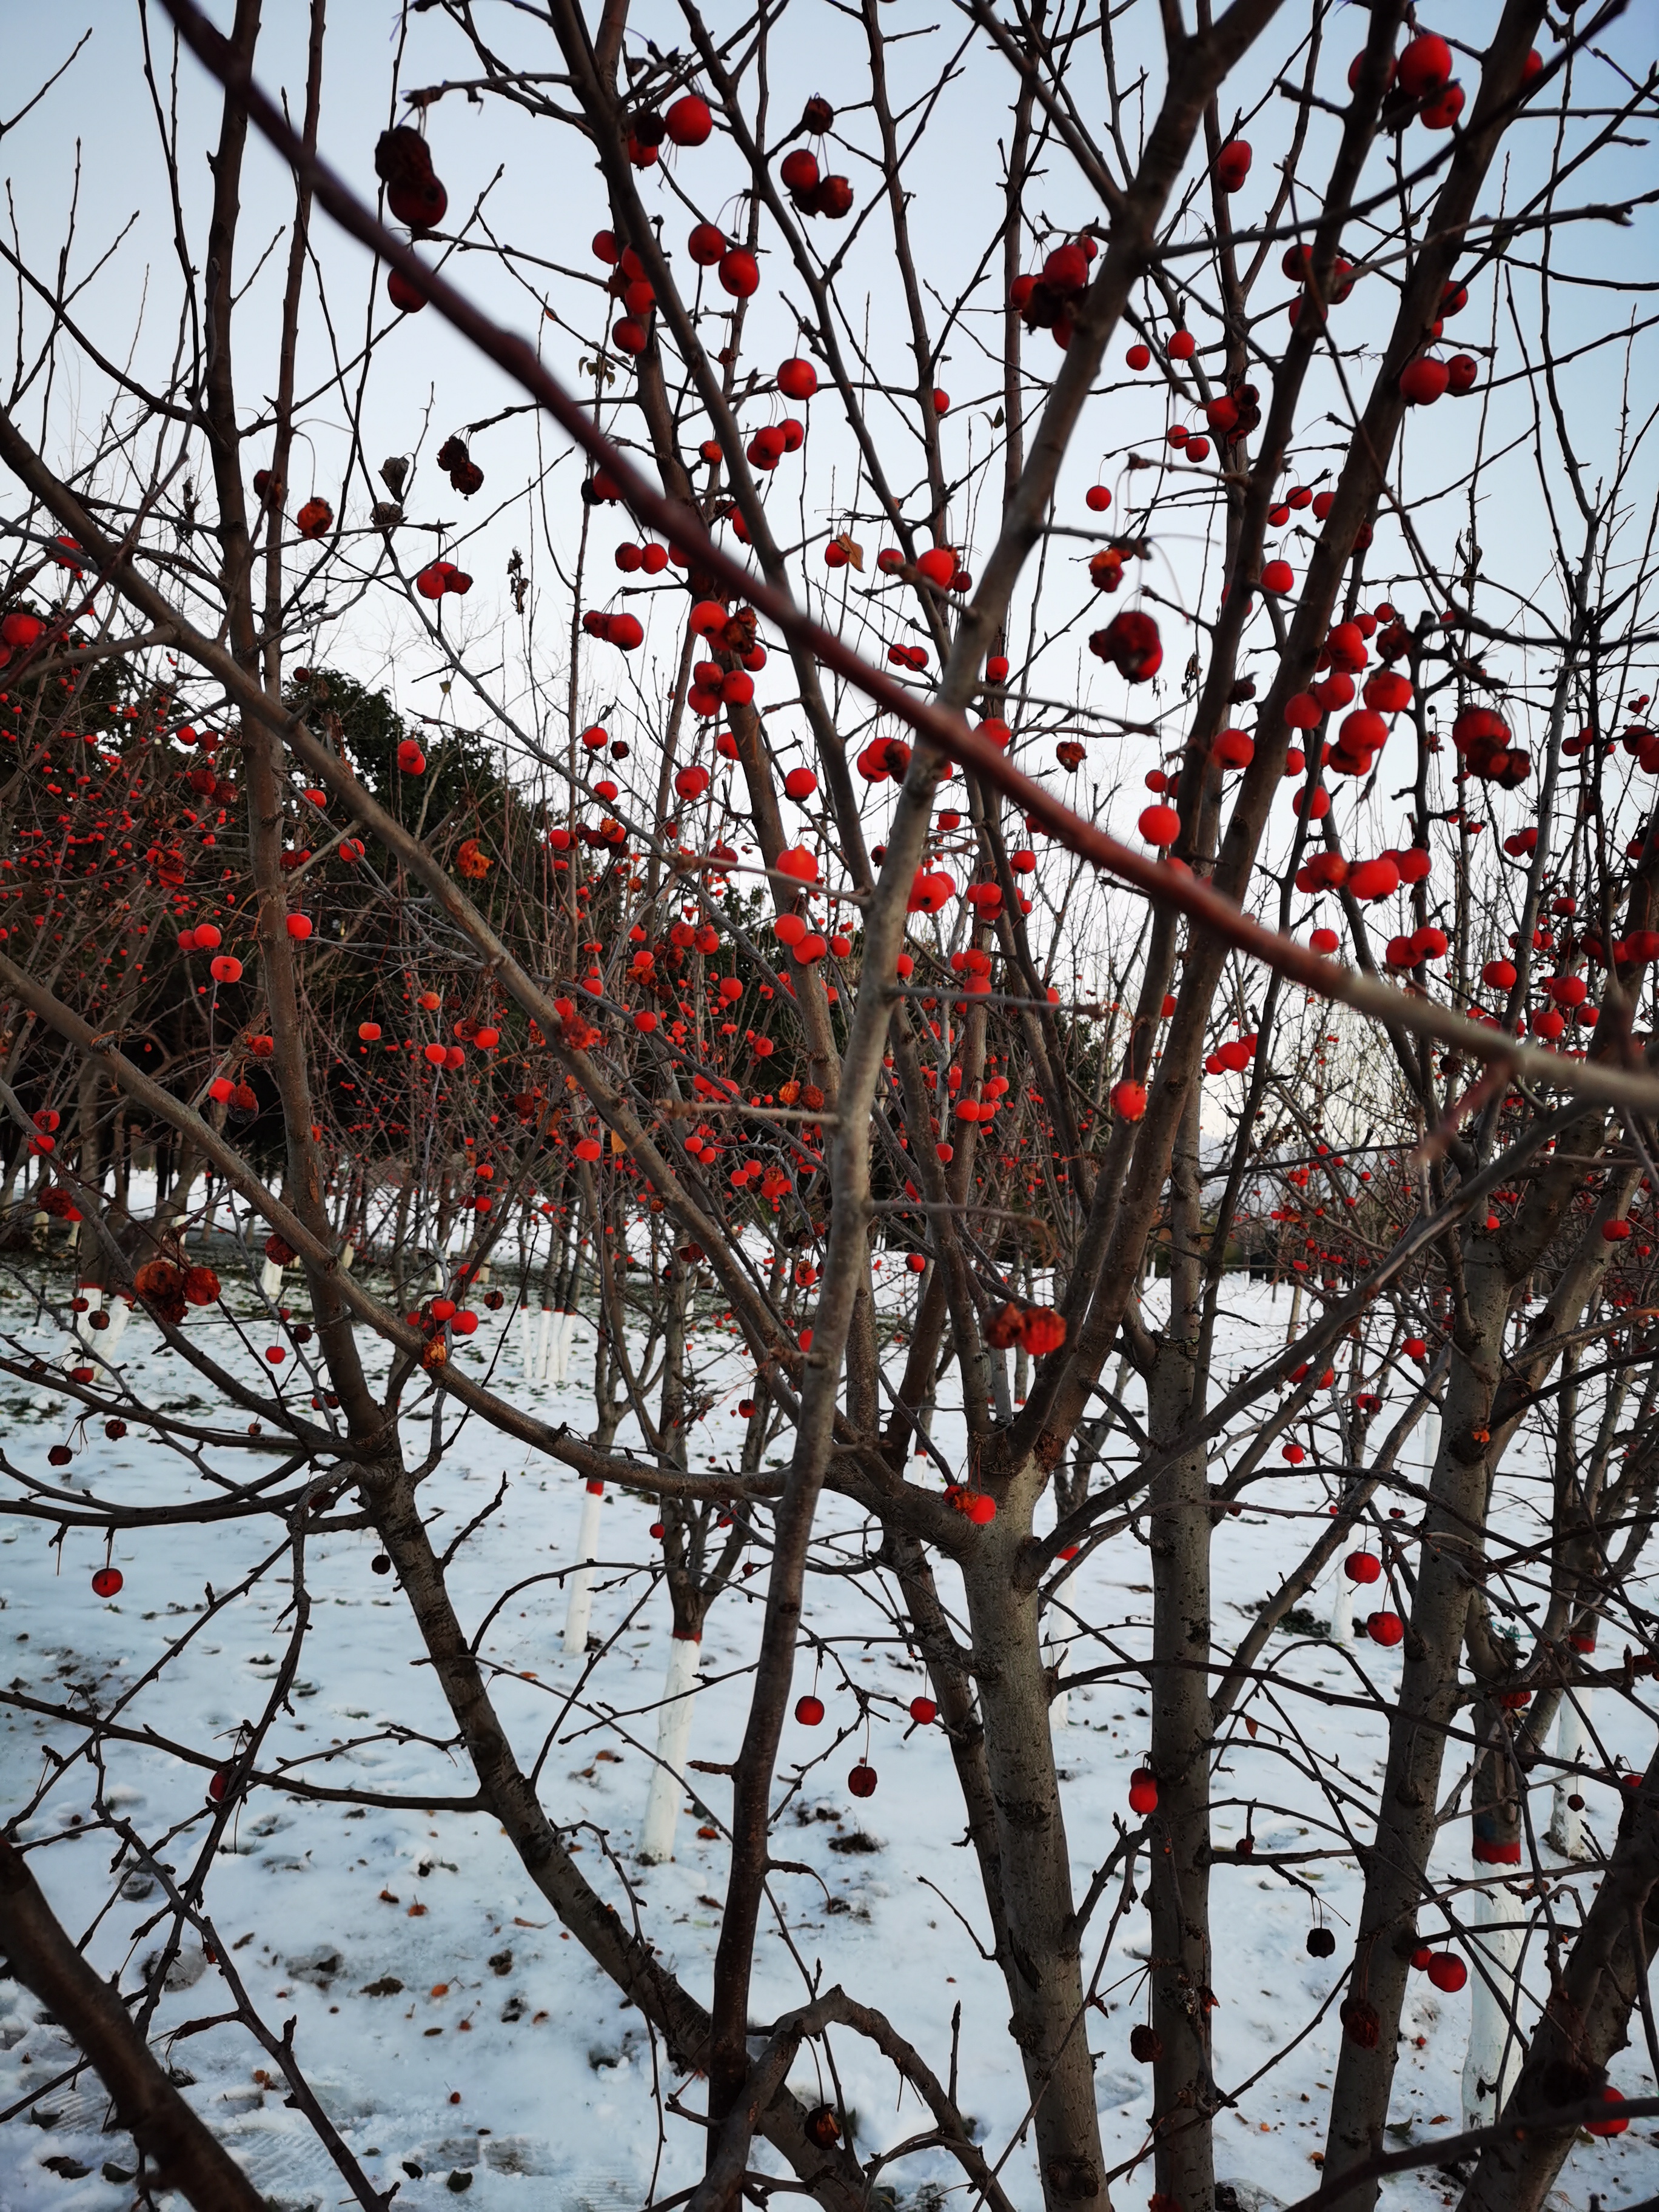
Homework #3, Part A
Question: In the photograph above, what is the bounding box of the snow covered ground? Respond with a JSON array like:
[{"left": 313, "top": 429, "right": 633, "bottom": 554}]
[{"left": 0, "top": 1272, "right": 1654, "bottom": 2210}]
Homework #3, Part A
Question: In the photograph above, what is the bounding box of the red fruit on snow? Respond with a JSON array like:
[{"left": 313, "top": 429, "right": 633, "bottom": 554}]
[
  {"left": 908, "top": 1696, "right": 937, "bottom": 1725},
  {"left": 92, "top": 1567, "right": 123, "bottom": 1599},
  {"left": 1344, "top": 1552, "right": 1382, "bottom": 1584},
  {"left": 1367, "top": 1610, "right": 1405, "bottom": 1647},
  {"left": 1426, "top": 1952, "right": 1467, "bottom": 1992},
  {"left": 848, "top": 1762, "right": 877, "bottom": 1798},
  {"left": 796, "top": 1694, "right": 825, "bottom": 1726}
]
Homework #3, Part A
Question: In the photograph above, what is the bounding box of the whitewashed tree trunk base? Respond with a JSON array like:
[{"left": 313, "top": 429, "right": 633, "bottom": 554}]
[
  {"left": 639, "top": 1636, "right": 702, "bottom": 1863},
  {"left": 1460, "top": 1881, "right": 1526, "bottom": 2133},
  {"left": 553, "top": 1309, "right": 576, "bottom": 1385},
  {"left": 95, "top": 1295, "right": 129, "bottom": 1374},
  {"left": 70, "top": 1283, "right": 101, "bottom": 1349},
  {"left": 562, "top": 1482, "right": 605, "bottom": 1653},
  {"left": 70, "top": 1289, "right": 130, "bottom": 1381},
  {"left": 1547, "top": 1693, "right": 1589, "bottom": 1857},
  {"left": 258, "top": 1258, "right": 284, "bottom": 1299},
  {"left": 1329, "top": 1574, "right": 1355, "bottom": 1646}
]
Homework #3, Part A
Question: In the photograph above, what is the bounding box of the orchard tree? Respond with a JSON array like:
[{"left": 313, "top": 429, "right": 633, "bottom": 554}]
[{"left": 0, "top": 4, "right": 1658, "bottom": 2211}]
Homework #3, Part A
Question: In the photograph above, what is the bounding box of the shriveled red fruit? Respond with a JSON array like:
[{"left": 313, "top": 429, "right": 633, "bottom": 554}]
[
  {"left": 1091, "top": 609, "right": 1162, "bottom": 681},
  {"left": 848, "top": 1762, "right": 877, "bottom": 1798}
]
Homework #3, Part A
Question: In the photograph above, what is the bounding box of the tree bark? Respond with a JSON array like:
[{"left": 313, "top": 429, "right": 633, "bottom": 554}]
[
  {"left": 1147, "top": 1091, "right": 1218, "bottom": 2211},
  {"left": 1457, "top": 1762, "right": 1659, "bottom": 2212},
  {"left": 0, "top": 1837, "right": 269, "bottom": 2212},
  {"left": 964, "top": 1525, "right": 1112, "bottom": 2211}
]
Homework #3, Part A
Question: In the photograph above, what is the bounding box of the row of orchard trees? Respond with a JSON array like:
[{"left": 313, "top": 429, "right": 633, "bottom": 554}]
[{"left": 0, "top": 4, "right": 1658, "bottom": 2211}]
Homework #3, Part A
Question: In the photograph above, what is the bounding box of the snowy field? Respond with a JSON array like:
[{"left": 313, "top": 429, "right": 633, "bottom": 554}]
[{"left": 0, "top": 1269, "right": 1655, "bottom": 2211}]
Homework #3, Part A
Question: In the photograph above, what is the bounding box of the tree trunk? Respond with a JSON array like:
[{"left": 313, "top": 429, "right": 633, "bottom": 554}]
[
  {"left": 962, "top": 1527, "right": 1112, "bottom": 2211},
  {"left": 640, "top": 1632, "right": 703, "bottom": 1863},
  {"left": 1546, "top": 1686, "right": 1590, "bottom": 1858},
  {"left": 1457, "top": 1762, "right": 1659, "bottom": 2212},
  {"left": 563, "top": 1478, "right": 605, "bottom": 1652},
  {"left": 1146, "top": 1093, "right": 1216, "bottom": 2212},
  {"left": 1321, "top": 1262, "right": 1507, "bottom": 2204}
]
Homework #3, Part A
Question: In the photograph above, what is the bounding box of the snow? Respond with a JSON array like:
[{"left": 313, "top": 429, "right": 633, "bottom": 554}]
[{"left": 0, "top": 1272, "right": 1654, "bottom": 2211}]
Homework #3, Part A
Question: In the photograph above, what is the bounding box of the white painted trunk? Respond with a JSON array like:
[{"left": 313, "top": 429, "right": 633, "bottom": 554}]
[
  {"left": 101, "top": 1295, "right": 129, "bottom": 1346},
  {"left": 1329, "top": 1571, "right": 1355, "bottom": 1646},
  {"left": 534, "top": 1307, "right": 554, "bottom": 1383},
  {"left": 554, "top": 1309, "right": 576, "bottom": 1384},
  {"left": 72, "top": 1284, "right": 102, "bottom": 1352},
  {"left": 562, "top": 1482, "right": 605, "bottom": 1654},
  {"left": 639, "top": 1635, "right": 702, "bottom": 1863},
  {"left": 517, "top": 1307, "right": 538, "bottom": 1379},
  {"left": 1547, "top": 1692, "right": 1589, "bottom": 1857},
  {"left": 1460, "top": 1883, "right": 1526, "bottom": 2133},
  {"left": 258, "top": 1257, "right": 284, "bottom": 1299}
]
